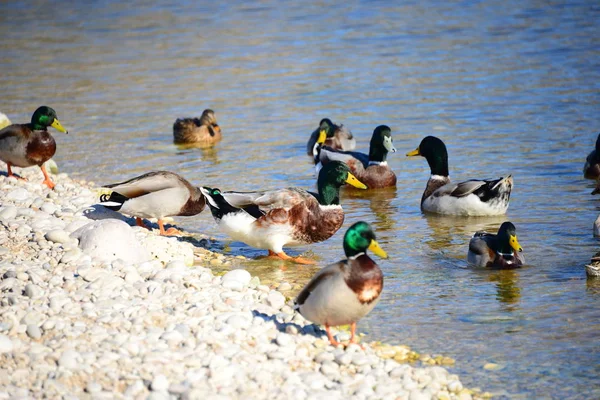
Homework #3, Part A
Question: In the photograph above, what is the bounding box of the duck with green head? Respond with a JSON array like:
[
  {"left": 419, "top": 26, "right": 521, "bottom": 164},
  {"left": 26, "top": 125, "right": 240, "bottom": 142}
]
[
  {"left": 306, "top": 118, "right": 356, "bottom": 156},
  {"left": 295, "top": 221, "right": 388, "bottom": 346},
  {"left": 406, "top": 136, "right": 512, "bottom": 216},
  {"left": 467, "top": 221, "right": 524, "bottom": 268},
  {"left": 200, "top": 161, "right": 367, "bottom": 264},
  {"left": 0, "top": 106, "right": 68, "bottom": 189},
  {"left": 317, "top": 125, "right": 397, "bottom": 188}
]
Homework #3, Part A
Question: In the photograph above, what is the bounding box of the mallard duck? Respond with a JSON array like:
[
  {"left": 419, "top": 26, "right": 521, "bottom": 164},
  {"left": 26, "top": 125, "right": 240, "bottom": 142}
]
[
  {"left": 583, "top": 133, "right": 600, "bottom": 194},
  {"left": 294, "top": 221, "right": 387, "bottom": 346},
  {"left": 306, "top": 118, "right": 356, "bottom": 156},
  {"left": 467, "top": 222, "right": 524, "bottom": 269},
  {"left": 200, "top": 161, "right": 367, "bottom": 264},
  {"left": 173, "top": 109, "right": 221, "bottom": 145},
  {"left": 0, "top": 106, "right": 67, "bottom": 189},
  {"left": 406, "top": 136, "right": 513, "bottom": 216},
  {"left": 98, "top": 171, "right": 205, "bottom": 236},
  {"left": 317, "top": 125, "right": 397, "bottom": 188}
]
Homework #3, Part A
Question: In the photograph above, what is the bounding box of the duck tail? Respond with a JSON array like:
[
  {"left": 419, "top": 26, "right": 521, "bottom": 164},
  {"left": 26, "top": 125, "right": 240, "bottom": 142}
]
[{"left": 97, "top": 188, "right": 128, "bottom": 211}]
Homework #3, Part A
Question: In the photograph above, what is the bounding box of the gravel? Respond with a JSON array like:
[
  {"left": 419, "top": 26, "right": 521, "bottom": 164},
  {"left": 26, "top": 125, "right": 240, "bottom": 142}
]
[{"left": 0, "top": 164, "right": 482, "bottom": 399}]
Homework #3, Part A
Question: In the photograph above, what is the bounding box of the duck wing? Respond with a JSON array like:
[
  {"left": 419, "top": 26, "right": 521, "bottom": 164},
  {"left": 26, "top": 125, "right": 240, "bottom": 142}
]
[
  {"left": 103, "top": 171, "right": 189, "bottom": 198},
  {"left": 436, "top": 177, "right": 511, "bottom": 200},
  {"left": 319, "top": 146, "right": 369, "bottom": 169},
  {"left": 223, "top": 187, "right": 315, "bottom": 214},
  {"left": 295, "top": 261, "right": 347, "bottom": 306}
]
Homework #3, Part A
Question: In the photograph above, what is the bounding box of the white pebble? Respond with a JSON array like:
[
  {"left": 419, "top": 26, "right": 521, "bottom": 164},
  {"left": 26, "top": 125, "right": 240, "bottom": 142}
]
[
  {"left": 59, "top": 349, "right": 80, "bottom": 369},
  {"left": 6, "top": 188, "right": 29, "bottom": 202},
  {"left": 222, "top": 269, "right": 251, "bottom": 286},
  {"left": 0, "top": 334, "right": 13, "bottom": 353},
  {"left": 267, "top": 291, "right": 286, "bottom": 310},
  {"left": 45, "top": 229, "right": 71, "bottom": 244},
  {"left": 0, "top": 206, "right": 18, "bottom": 221},
  {"left": 151, "top": 374, "right": 169, "bottom": 391}
]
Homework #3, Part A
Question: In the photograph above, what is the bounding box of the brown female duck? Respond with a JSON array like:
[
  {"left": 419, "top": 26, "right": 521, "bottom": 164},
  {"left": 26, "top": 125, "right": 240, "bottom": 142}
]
[
  {"left": 306, "top": 118, "right": 356, "bottom": 156},
  {"left": 173, "top": 109, "right": 221, "bottom": 145}
]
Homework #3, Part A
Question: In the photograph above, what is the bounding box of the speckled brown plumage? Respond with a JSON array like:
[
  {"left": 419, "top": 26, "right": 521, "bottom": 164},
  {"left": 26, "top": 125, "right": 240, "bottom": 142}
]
[
  {"left": 173, "top": 109, "right": 221, "bottom": 145},
  {"left": 306, "top": 119, "right": 355, "bottom": 156}
]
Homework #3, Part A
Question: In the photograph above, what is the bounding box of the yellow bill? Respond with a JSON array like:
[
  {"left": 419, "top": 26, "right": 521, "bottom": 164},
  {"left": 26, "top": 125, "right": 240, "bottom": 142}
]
[
  {"left": 51, "top": 118, "right": 68, "bottom": 134},
  {"left": 406, "top": 147, "right": 420, "bottom": 157},
  {"left": 345, "top": 172, "right": 367, "bottom": 189},
  {"left": 509, "top": 235, "right": 523, "bottom": 252},
  {"left": 317, "top": 129, "right": 327, "bottom": 144},
  {"left": 368, "top": 240, "right": 388, "bottom": 258}
]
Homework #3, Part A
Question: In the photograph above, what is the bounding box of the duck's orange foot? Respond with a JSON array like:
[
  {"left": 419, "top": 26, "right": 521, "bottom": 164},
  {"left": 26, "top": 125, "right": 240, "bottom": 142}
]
[
  {"left": 9, "top": 175, "right": 28, "bottom": 182},
  {"left": 162, "top": 227, "right": 183, "bottom": 236},
  {"left": 135, "top": 217, "right": 152, "bottom": 230},
  {"left": 42, "top": 178, "right": 55, "bottom": 189},
  {"left": 269, "top": 250, "right": 316, "bottom": 265}
]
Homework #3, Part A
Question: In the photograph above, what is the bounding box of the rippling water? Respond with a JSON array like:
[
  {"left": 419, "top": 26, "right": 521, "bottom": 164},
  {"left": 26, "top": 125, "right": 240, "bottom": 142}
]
[{"left": 2, "top": 0, "right": 600, "bottom": 398}]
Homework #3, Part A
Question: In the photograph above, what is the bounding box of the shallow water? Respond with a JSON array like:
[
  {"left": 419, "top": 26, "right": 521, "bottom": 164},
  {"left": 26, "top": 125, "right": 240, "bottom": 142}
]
[{"left": 2, "top": 0, "right": 600, "bottom": 398}]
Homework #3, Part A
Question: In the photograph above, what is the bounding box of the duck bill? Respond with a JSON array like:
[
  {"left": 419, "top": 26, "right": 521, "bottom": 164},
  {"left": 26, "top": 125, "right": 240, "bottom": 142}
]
[
  {"left": 384, "top": 138, "right": 397, "bottom": 153},
  {"left": 317, "top": 129, "right": 327, "bottom": 144},
  {"left": 368, "top": 240, "right": 388, "bottom": 259},
  {"left": 345, "top": 173, "right": 367, "bottom": 189},
  {"left": 406, "top": 147, "right": 420, "bottom": 157},
  {"left": 509, "top": 235, "right": 523, "bottom": 252},
  {"left": 51, "top": 118, "right": 68, "bottom": 134}
]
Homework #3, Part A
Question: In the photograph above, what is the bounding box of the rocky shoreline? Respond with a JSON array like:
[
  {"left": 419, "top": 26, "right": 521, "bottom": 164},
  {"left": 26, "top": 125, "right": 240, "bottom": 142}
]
[{"left": 0, "top": 165, "right": 487, "bottom": 399}]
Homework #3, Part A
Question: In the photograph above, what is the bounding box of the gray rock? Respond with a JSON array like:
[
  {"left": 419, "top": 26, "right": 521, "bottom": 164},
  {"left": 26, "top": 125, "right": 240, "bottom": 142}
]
[
  {"left": 3, "top": 270, "right": 16, "bottom": 279},
  {"left": 26, "top": 324, "right": 42, "bottom": 339},
  {"left": 24, "top": 284, "right": 41, "bottom": 299}
]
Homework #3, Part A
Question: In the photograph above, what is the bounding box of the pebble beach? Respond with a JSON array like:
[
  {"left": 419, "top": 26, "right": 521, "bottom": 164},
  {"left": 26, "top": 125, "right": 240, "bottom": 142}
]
[{"left": 0, "top": 164, "right": 485, "bottom": 400}]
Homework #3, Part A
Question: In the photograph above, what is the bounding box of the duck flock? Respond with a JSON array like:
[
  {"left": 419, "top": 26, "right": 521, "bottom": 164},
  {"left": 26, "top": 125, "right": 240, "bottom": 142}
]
[{"left": 1, "top": 105, "right": 595, "bottom": 347}]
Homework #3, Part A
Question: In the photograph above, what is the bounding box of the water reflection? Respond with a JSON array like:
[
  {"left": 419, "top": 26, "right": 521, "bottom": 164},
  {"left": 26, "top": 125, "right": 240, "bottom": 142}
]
[
  {"left": 175, "top": 143, "right": 220, "bottom": 164},
  {"left": 343, "top": 186, "right": 398, "bottom": 232},
  {"left": 488, "top": 270, "right": 522, "bottom": 307},
  {"left": 422, "top": 214, "right": 508, "bottom": 252}
]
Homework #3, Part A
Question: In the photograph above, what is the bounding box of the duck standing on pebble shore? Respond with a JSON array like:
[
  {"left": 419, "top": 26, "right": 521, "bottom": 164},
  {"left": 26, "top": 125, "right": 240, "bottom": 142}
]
[
  {"left": 295, "top": 221, "right": 387, "bottom": 346},
  {"left": 200, "top": 161, "right": 367, "bottom": 264},
  {"left": 0, "top": 106, "right": 68, "bottom": 189},
  {"left": 98, "top": 171, "right": 205, "bottom": 236}
]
